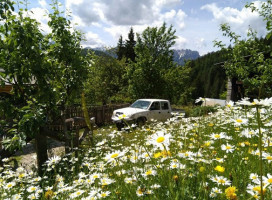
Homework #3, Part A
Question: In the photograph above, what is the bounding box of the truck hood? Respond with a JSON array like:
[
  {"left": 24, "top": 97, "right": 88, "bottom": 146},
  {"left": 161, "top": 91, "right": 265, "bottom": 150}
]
[{"left": 113, "top": 107, "right": 146, "bottom": 117}]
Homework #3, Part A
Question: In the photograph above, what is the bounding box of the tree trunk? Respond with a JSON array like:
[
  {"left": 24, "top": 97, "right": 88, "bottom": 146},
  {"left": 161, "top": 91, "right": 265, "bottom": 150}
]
[
  {"left": 61, "top": 107, "right": 70, "bottom": 154},
  {"left": 35, "top": 128, "right": 48, "bottom": 176}
]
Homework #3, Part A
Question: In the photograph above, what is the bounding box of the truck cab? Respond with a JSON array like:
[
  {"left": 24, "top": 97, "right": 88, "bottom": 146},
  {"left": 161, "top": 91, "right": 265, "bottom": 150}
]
[{"left": 112, "top": 99, "right": 172, "bottom": 130}]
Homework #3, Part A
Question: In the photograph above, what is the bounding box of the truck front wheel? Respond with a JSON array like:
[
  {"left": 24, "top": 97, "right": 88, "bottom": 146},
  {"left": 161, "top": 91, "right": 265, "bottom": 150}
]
[
  {"left": 136, "top": 117, "right": 146, "bottom": 128},
  {"left": 116, "top": 123, "right": 124, "bottom": 131}
]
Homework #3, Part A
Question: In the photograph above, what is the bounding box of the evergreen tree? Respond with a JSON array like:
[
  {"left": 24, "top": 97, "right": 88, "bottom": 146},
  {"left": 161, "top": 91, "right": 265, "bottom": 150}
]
[
  {"left": 125, "top": 27, "right": 136, "bottom": 62},
  {"left": 116, "top": 35, "right": 125, "bottom": 60}
]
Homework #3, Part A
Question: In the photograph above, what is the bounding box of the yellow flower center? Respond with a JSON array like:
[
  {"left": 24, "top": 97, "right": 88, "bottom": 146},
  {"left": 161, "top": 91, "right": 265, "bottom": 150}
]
[
  {"left": 268, "top": 178, "right": 272, "bottom": 183},
  {"left": 101, "top": 193, "right": 107, "bottom": 197},
  {"left": 205, "top": 142, "right": 211, "bottom": 147},
  {"left": 146, "top": 170, "right": 152, "bottom": 175},
  {"left": 111, "top": 153, "right": 119, "bottom": 158},
  {"left": 267, "top": 156, "right": 272, "bottom": 160},
  {"left": 19, "top": 174, "right": 25, "bottom": 178},
  {"left": 138, "top": 189, "right": 143, "bottom": 194},
  {"left": 214, "top": 134, "right": 220, "bottom": 138},
  {"left": 7, "top": 183, "right": 13, "bottom": 188},
  {"left": 253, "top": 186, "right": 266, "bottom": 194},
  {"left": 156, "top": 136, "right": 165, "bottom": 143},
  {"left": 226, "top": 146, "right": 231, "bottom": 150},
  {"left": 218, "top": 179, "right": 226, "bottom": 184},
  {"left": 236, "top": 119, "right": 242, "bottom": 123}
]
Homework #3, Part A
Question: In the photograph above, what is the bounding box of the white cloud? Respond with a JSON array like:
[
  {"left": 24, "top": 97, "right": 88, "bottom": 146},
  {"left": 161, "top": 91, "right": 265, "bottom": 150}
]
[
  {"left": 65, "top": 0, "right": 103, "bottom": 26},
  {"left": 25, "top": 7, "right": 51, "bottom": 34},
  {"left": 173, "top": 36, "right": 187, "bottom": 49},
  {"left": 102, "top": 0, "right": 155, "bottom": 25},
  {"left": 195, "top": 38, "right": 206, "bottom": 48},
  {"left": 82, "top": 31, "right": 105, "bottom": 48},
  {"left": 156, "top": 0, "right": 182, "bottom": 8},
  {"left": 201, "top": 1, "right": 266, "bottom": 37},
  {"left": 62, "top": 0, "right": 187, "bottom": 48},
  {"left": 38, "top": 0, "right": 47, "bottom": 8},
  {"left": 65, "top": 0, "right": 186, "bottom": 27}
]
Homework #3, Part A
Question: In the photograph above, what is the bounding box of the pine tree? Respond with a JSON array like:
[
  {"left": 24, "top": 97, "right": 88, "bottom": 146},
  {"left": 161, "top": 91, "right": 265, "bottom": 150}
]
[
  {"left": 116, "top": 35, "right": 125, "bottom": 60},
  {"left": 125, "top": 27, "right": 136, "bottom": 62}
]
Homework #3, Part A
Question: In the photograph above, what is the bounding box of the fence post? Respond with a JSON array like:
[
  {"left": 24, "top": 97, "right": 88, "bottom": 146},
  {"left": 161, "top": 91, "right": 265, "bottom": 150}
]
[{"left": 102, "top": 105, "right": 105, "bottom": 124}]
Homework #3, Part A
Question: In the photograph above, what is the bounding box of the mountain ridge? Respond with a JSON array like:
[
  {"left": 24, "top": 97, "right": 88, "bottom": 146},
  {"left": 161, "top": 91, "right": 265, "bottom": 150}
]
[{"left": 84, "top": 47, "right": 200, "bottom": 65}]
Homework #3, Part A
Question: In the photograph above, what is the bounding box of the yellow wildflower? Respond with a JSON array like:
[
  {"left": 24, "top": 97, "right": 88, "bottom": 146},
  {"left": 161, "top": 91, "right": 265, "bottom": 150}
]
[
  {"left": 45, "top": 190, "right": 54, "bottom": 199},
  {"left": 199, "top": 166, "right": 205, "bottom": 172},
  {"left": 225, "top": 186, "right": 237, "bottom": 200},
  {"left": 214, "top": 165, "right": 225, "bottom": 173}
]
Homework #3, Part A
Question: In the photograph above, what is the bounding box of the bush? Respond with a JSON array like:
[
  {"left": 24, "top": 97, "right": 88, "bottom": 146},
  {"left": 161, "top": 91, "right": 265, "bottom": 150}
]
[{"left": 184, "top": 106, "right": 218, "bottom": 117}]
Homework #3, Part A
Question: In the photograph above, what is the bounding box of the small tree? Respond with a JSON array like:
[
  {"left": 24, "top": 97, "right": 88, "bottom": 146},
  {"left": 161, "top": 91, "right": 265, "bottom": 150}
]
[
  {"left": 85, "top": 53, "right": 127, "bottom": 105},
  {"left": 128, "top": 23, "right": 177, "bottom": 99},
  {"left": 0, "top": 0, "right": 91, "bottom": 175},
  {"left": 164, "top": 64, "right": 194, "bottom": 105}
]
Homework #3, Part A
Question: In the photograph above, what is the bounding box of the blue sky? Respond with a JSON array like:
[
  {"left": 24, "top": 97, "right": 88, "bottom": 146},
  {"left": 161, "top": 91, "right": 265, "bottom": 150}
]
[{"left": 24, "top": 0, "right": 267, "bottom": 55}]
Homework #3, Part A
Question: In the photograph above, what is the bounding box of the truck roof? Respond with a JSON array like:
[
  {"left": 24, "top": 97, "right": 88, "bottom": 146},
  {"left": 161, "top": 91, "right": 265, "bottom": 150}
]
[{"left": 137, "top": 99, "right": 169, "bottom": 102}]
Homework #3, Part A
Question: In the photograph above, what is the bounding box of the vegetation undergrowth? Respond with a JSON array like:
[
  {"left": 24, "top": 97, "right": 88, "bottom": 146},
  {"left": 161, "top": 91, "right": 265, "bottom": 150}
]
[{"left": 1, "top": 98, "right": 272, "bottom": 199}]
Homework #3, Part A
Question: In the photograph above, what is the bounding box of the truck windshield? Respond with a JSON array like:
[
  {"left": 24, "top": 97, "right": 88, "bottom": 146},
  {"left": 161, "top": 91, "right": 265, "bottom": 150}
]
[{"left": 130, "top": 100, "right": 151, "bottom": 109}]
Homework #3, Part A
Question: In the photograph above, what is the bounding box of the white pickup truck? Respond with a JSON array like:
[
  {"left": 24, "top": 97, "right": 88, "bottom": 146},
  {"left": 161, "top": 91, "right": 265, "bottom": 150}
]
[{"left": 112, "top": 99, "right": 172, "bottom": 130}]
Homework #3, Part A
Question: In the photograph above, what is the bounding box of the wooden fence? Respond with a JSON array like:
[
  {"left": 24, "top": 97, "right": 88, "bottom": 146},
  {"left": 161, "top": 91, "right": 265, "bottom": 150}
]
[
  {"left": 65, "top": 104, "right": 129, "bottom": 125},
  {"left": 47, "top": 104, "right": 130, "bottom": 131}
]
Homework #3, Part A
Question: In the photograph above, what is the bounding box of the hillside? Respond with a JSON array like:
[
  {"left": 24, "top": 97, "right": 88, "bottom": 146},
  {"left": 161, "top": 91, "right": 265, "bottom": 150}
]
[{"left": 188, "top": 50, "right": 229, "bottom": 100}]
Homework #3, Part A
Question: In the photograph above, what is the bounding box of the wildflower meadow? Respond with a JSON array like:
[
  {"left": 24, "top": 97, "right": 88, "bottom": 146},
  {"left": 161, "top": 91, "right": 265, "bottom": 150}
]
[{"left": 1, "top": 97, "right": 272, "bottom": 199}]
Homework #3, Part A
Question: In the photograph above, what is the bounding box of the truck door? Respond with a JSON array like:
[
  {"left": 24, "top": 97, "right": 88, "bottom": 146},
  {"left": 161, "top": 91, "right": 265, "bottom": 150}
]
[
  {"left": 160, "top": 101, "right": 172, "bottom": 121},
  {"left": 149, "top": 101, "right": 161, "bottom": 121}
]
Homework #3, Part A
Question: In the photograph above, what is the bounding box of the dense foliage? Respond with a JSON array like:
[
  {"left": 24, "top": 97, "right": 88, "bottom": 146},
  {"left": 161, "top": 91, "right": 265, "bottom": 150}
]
[
  {"left": 188, "top": 50, "right": 229, "bottom": 100},
  {"left": 84, "top": 53, "right": 128, "bottom": 104}
]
